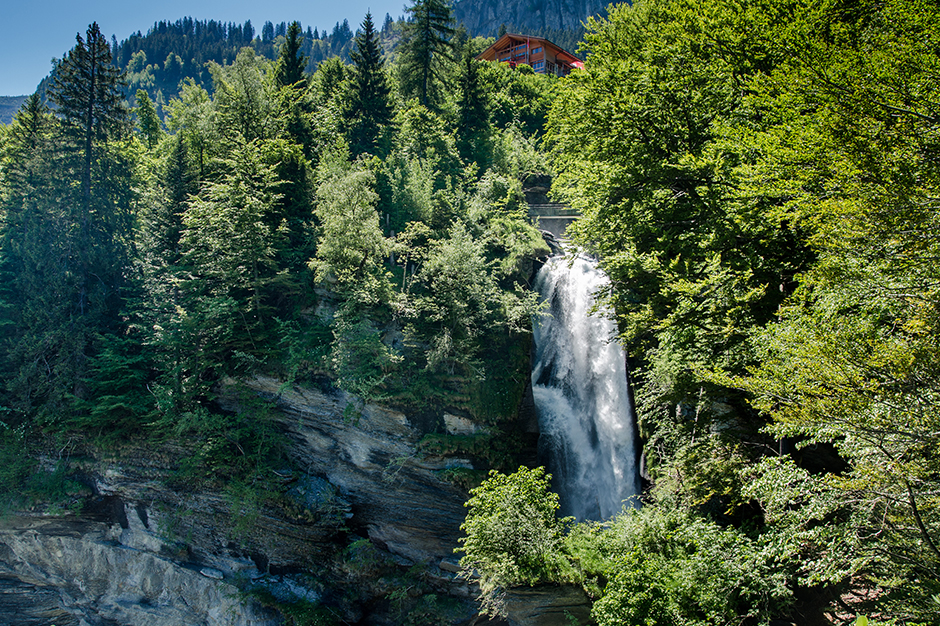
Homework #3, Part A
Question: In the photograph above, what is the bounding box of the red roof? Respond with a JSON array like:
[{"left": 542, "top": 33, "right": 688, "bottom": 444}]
[{"left": 475, "top": 33, "right": 582, "bottom": 71}]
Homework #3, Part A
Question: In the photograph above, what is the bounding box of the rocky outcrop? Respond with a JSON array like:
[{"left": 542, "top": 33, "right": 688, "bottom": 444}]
[
  {"left": 503, "top": 586, "right": 593, "bottom": 626},
  {"left": 453, "top": 0, "right": 608, "bottom": 36},
  {"left": 237, "top": 375, "right": 474, "bottom": 564},
  {"left": 0, "top": 376, "right": 490, "bottom": 624},
  {"left": 0, "top": 512, "right": 278, "bottom": 625},
  {"left": 0, "top": 372, "right": 586, "bottom": 625}
]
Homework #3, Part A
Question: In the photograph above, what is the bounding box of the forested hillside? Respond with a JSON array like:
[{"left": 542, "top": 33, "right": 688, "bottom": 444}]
[
  {"left": 453, "top": 0, "right": 606, "bottom": 51},
  {"left": 0, "top": 97, "right": 29, "bottom": 125},
  {"left": 459, "top": 0, "right": 940, "bottom": 624},
  {"left": 33, "top": 0, "right": 592, "bottom": 116},
  {"left": 0, "top": 2, "right": 554, "bottom": 511},
  {"left": 34, "top": 14, "right": 409, "bottom": 118},
  {"left": 1, "top": 0, "right": 938, "bottom": 624}
]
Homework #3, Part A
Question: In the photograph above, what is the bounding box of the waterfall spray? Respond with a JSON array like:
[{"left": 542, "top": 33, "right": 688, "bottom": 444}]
[{"left": 531, "top": 253, "right": 640, "bottom": 520}]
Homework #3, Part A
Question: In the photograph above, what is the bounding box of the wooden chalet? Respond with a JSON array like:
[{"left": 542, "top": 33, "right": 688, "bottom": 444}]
[{"left": 475, "top": 34, "right": 584, "bottom": 77}]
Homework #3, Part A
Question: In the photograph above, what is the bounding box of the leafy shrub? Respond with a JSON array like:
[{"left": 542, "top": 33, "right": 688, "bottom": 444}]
[
  {"left": 457, "top": 466, "right": 574, "bottom": 615},
  {"left": 590, "top": 507, "right": 792, "bottom": 626}
]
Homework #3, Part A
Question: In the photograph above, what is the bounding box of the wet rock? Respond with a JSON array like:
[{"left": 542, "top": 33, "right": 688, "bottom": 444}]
[
  {"left": 444, "top": 413, "right": 483, "bottom": 436},
  {"left": 199, "top": 567, "right": 224, "bottom": 580},
  {"left": 502, "top": 585, "right": 593, "bottom": 626}
]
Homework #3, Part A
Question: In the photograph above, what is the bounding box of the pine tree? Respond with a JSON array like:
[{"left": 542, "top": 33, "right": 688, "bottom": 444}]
[
  {"left": 455, "top": 49, "right": 491, "bottom": 167},
  {"left": 0, "top": 24, "right": 136, "bottom": 425},
  {"left": 0, "top": 95, "right": 55, "bottom": 422},
  {"left": 343, "top": 12, "right": 394, "bottom": 157},
  {"left": 398, "top": 0, "right": 455, "bottom": 109},
  {"left": 144, "top": 135, "right": 196, "bottom": 266},
  {"left": 275, "top": 21, "right": 307, "bottom": 88},
  {"left": 135, "top": 89, "right": 163, "bottom": 149},
  {"left": 49, "top": 22, "right": 128, "bottom": 207},
  {"left": 0, "top": 94, "right": 51, "bottom": 210}
]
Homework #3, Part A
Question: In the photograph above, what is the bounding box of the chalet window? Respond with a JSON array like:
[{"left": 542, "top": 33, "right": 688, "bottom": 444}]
[
  {"left": 533, "top": 60, "right": 545, "bottom": 71},
  {"left": 531, "top": 47, "right": 542, "bottom": 54}
]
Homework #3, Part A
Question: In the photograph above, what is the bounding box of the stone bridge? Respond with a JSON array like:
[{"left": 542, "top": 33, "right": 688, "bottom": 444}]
[
  {"left": 527, "top": 203, "right": 580, "bottom": 238},
  {"left": 523, "top": 174, "right": 580, "bottom": 238}
]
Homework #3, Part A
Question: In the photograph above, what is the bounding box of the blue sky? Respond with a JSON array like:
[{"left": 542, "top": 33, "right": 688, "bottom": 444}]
[{"left": 1, "top": 0, "right": 408, "bottom": 95}]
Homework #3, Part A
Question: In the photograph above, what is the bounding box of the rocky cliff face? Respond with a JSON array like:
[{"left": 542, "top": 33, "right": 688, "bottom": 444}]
[
  {"left": 0, "top": 375, "right": 588, "bottom": 625},
  {"left": 0, "top": 512, "right": 279, "bottom": 625},
  {"left": 453, "top": 0, "right": 608, "bottom": 36}
]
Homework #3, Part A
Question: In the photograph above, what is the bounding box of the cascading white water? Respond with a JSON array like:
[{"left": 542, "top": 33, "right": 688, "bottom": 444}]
[{"left": 531, "top": 253, "right": 641, "bottom": 521}]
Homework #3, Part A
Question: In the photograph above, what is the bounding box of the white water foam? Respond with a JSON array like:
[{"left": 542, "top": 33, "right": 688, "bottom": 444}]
[{"left": 531, "top": 254, "right": 640, "bottom": 520}]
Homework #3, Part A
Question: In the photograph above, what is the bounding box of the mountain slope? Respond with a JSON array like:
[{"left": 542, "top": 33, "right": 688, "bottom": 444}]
[
  {"left": 453, "top": 0, "right": 609, "bottom": 36},
  {"left": 0, "top": 96, "right": 28, "bottom": 124}
]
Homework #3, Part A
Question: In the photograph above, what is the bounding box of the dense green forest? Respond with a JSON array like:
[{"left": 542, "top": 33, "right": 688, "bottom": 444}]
[
  {"left": 0, "top": 2, "right": 556, "bottom": 501},
  {"left": 33, "top": 14, "right": 408, "bottom": 117},
  {"left": 30, "top": 12, "right": 585, "bottom": 118},
  {"left": 459, "top": 0, "right": 940, "bottom": 624},
  {"left": 1, "top": 0, "right": 938, "bottom": 624}
]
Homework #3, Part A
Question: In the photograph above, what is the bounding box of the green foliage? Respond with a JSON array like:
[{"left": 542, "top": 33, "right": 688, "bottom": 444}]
[
  {"left": 328, "top": 304, "right": 400, "bottom": 402},
  {"left": 464, "top": 334, "right": 532, "bottom": 423},
  {"left": 168, "top": 388, "right": 285, "bottom": 486},
  {"left": 0, "top": 429, "right": 90, "bottom": 513},
  {"left": 537, "top": 0, "right": 940, "bottom": 622},
  {"left": 163, "top": 79, "right": 214, "bottom": 176},
  {"left": 589, "top": 507, "right": 791, "bottom": 626},
  {"left": 134, "top": 89, "right": 163, "bottom": 149},
  {"left": 209, "top": 48, "right": 278, "bottom": 143},
  {"left": 74, "top": 332, "right": 154, "bottom": 439},
  {"left": 397, "top": 0, "right": 456, "bottom": 109},
  {"left": 310, "top": 153, "right": 390, "bottom": 295},
  {"left": 343, "top": 12, "right": 393, "bottom": 157},
  {"left": 182, "top": 135, "right": 284, "bottom": 349},
  {"left": 419, "top": 431, "right": 520, "bottom": 473},
  {"left": 0, "top": 428, "right": 39, "bottom": 511},
  {"left": 50, "top": 22, "right": 130, "bottom": 202},
  {"left": 479, "top": 61, "right": 557, "bottom": 138},
  {"left": 725, "top": 0, "right": 940, "bottom": 620},
  {"left": 455, "top": 51, "right": 492, "bottom": 167},
  {"left": 546, "top": 0, "right": 808, "bottom": 416},
  {"left": 274, "top": 318, "right": 332, "bottom": 386},
  {"left": 458, "top": 466, "right": 573, "bottom": 615},
  {"left": 275, "top": 21, "right": 308, "bottom": 88},
  {"left": 0, "top": 26, "right": 137, "bottom": 427}
]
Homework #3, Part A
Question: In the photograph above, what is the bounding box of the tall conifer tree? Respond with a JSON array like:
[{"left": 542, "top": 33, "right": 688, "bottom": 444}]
[
  {"left": 49, "top": 22, "right": 128, "bottom": 207},
  {"left": 0, "top": 24, "right": 135, "bottom": 423},
  {"left": 455, "top": 49, "right": 491, "bottom": 167},
  {"left": 343, "top": 12, "right": 394, "bottom": 157},
  {"left": 275, "top": 21, "right": 307, "bottom": 88},
  {"left": 398, "top": 0, "right": 455, "bottom": 109},
  {"left": 135, "top": 89, "right": 163, "bottom": 150}
]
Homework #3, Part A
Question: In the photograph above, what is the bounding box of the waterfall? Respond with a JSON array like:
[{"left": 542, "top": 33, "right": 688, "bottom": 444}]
[{"left": 531, "top": 253, "right": 641, "bottom": 521}]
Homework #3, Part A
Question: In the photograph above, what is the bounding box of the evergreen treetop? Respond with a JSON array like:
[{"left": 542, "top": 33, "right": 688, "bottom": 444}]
[
  {"left": 398, "top": 0, "right": 456, "bottom": 109},
  {"left": 343, "top": 12, "right": 394, "bottom": 157},
  {"left": 276, "top": 21, "right": 308, "bottom": 88}
]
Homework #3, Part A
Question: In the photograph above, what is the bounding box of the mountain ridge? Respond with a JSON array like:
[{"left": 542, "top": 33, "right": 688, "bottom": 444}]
[{"left": 453, "top": 0, "right": 609, "bottom": 37}]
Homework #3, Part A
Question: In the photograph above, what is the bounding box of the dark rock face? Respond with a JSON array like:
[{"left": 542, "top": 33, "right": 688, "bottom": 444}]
[
  {"left": 241, "top": 375, "right": 474, "bottom": 563},
  {"left": 0, "top": 575, "right": 81, "bottom": 626},
  {"left": 503, "top": 585, "right": 593, "bottom": 626},
  {"left": 0, "top": 374, "right": 582, "bottom": 625},
  {"left": 0, "top": 377, "right": 485, "bottom": 624},
  {"left": 453, "top": 0, "right": 609, "bottom": 36}
]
